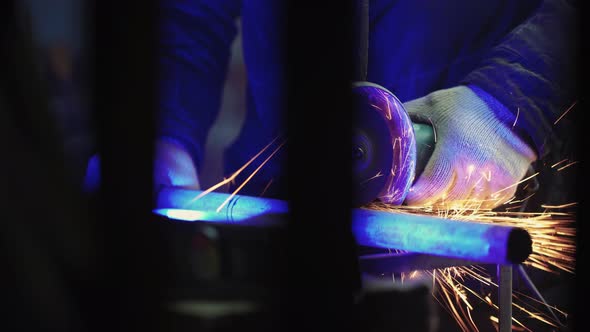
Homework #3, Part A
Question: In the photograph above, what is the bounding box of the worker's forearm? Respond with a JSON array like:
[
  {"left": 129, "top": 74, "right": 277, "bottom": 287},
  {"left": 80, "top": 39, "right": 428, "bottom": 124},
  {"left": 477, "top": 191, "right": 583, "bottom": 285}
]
[
  {"left": 461, "top": 0, "right": 578, "bottom": 159},
  {"left": 158, "top": 0, "right": 241, "bottom": 169}
]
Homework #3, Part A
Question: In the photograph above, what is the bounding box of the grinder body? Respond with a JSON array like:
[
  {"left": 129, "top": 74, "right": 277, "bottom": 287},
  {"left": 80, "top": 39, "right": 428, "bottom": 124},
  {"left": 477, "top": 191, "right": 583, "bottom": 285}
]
[{"left": 352, "top": 82, "right": 434, "bottom": 207}]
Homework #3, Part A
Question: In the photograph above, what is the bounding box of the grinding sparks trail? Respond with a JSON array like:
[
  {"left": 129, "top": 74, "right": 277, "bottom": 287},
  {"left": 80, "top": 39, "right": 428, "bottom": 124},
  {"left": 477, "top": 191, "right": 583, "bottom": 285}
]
[
  {"left": 554, "top": 100, "right": 577, "bottom": 125},
  {"left": 492, "top": 172, "right": 540, "bottom": 196},
  {"left": 215, "top": 140, "right": 286, "bottom": 212},
  {"left": 185, "top": 136, "right": 283, "bottom": 207},
  {"left": 361, "top": 171, "right": 384, "bottom": 185},
  {"left": 366, "top": 198, "right": 575, "bottom": 331},
  {"left": 188, "top": 134, "right": 575, "bottom": 331},
  {"left": 557, "top": 161, "right": 578, "bottom": 172},
  {"left": 512, "top": 107, "right": 520, "bottom": 129}
]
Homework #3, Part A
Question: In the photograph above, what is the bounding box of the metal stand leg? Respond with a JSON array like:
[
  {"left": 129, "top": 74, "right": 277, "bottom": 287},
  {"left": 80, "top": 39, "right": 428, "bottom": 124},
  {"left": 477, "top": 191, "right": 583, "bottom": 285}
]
[{"left": 498, "top": 264, "right": 512, "bottom": 332}]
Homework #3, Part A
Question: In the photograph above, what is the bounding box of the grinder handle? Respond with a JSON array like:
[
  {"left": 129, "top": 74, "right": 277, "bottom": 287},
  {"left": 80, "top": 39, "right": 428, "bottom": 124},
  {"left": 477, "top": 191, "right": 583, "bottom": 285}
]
[{"left": 412, "top": 122, "right": 435, "bottom": 181}]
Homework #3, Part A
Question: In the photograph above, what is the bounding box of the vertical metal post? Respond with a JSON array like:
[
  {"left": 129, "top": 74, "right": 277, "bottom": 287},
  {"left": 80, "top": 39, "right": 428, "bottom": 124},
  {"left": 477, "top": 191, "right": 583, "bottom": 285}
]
[{"left": 498, "top": 264, "right": 513, "bottom": 332}]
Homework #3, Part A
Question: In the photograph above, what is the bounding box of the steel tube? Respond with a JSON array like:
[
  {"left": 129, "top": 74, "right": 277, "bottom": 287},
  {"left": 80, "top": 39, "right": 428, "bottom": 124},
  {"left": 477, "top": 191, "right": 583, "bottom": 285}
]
[
  {"left": 155, "top": 188, "right": 289, "bottom": 226},
  {"left": 154, "top": 189, "right": 532, "bottom": 264}
]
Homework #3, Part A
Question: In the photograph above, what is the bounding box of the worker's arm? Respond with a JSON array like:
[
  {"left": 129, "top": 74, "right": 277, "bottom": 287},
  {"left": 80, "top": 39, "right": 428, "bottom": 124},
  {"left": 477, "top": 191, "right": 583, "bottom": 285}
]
[
  {"left": 404, "top": 0, "right": 578, "bottom": 208},
  {"left": 158, "top": 0, "right": 242, "bottom": 173},
  {"left": 83, "top": 0, "right": 241, "bottom": 191},
  {"left": 460, "top": 0, "right": 578, "bottom": 159}
]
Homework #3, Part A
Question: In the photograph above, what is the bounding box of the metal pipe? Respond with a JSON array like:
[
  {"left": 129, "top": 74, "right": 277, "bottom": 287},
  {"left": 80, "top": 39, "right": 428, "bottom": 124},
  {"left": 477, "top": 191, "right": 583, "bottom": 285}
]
[
  {"left": 352, "top": 208, "right": 531, "bottom": 265},
  {"left": 154, "top": 188, "right": 532, "bottom": 264},
  {"left": 155, "top": 187, "right": 289, "bottom": 225}
]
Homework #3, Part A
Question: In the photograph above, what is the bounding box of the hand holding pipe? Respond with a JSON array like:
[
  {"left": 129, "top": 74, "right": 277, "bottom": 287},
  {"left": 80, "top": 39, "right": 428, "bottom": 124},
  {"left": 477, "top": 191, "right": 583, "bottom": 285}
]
[{"left": 155, "top": 189, "right": 532, "bottom": 265}]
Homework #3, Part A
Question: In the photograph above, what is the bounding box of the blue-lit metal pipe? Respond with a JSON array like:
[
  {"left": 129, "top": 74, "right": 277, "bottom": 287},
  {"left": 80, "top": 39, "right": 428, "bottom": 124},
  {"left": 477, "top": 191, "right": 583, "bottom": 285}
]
[
  {"left": 154, "top": 188, "right": 531, "bottom": 264},
  {"left": 155, "top": 187, "right": 288, "bottom": 226},
  {"left": 352, "top": 208, "right": 531, "bottom": 264}
]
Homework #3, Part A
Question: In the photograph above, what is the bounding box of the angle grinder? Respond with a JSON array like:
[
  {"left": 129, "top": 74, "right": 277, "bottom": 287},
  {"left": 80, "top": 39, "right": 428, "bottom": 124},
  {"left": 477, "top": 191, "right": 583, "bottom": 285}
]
[
  {"left": 351, "top": 0, "right": 434, "bottom": 207},
  {"left": 352, "top": 81, "right": 435, "bottom": 207}
]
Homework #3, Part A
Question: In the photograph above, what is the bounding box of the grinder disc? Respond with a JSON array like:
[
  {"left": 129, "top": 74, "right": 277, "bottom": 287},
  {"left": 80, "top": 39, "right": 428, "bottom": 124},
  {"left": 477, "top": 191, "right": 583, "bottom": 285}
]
[{"left": 352, "top": 82, "right": 417, "bottom": 206}]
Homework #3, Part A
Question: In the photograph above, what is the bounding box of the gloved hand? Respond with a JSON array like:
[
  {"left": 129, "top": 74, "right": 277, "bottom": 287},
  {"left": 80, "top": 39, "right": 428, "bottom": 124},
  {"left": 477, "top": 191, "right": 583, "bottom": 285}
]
[
  {"left": 82, "top": 138, "right": 200, "bottom": 193},
  {"left": 403, "top": 85, "right": 537, "bottom": 209},
  {"left": 153, "top": 138, "right": 201, "bottom": 189}
]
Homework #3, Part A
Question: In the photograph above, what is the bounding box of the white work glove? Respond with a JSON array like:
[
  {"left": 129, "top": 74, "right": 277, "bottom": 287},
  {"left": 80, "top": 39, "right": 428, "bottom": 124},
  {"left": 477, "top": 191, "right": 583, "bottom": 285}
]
[
  {"left": 153, "top": 138, "right": 201, "bottom": 189},
  {"left": 403, "top": 85, "right": 537, "bottom": 209}
]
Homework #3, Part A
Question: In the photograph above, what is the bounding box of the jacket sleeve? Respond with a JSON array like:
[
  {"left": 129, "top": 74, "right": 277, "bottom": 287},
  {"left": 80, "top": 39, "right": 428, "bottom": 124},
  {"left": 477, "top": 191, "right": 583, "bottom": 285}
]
[
  {"left": 460, "top": 0, "right": 578, "bottom": 159},
  {"left": 158, "top": 0, "right": 241, "bottom": 170}
]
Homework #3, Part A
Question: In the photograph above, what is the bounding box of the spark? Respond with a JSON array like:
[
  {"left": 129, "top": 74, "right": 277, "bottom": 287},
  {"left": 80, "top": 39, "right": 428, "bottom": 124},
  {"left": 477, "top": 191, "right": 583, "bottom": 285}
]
[
  {"left": 367, "top": 151, "right": 577, "bottom": 331},
  {"left": 260, "top": 178, "right": 274, "bottom": 197},
  {"left": 186, "top": 136, "right": 281, "bottom": 205},
  {"left": 369, "top": 103, "right": 383, "bottom": 111},
  {"left": 551, "top": 158, "right": 569, "bottom": 168},
  {"left": 540, "top": 202, "right": 577, "bottom": 209},
  {"left": 513, "top": 107, "right": 520, "bottom": 128},
  {"left": 466, "top": 164, "right": 475, "bottom": 181},
  {"left": 507, "top": 192, "right": 536, "bottom": 205},
  {"left": 512, "top": 301, "right": 559, "bottom": 328},
  {"left": 384, "top": 93, "right": 392, "bottom": 120},
  {"left": 514, "top": 290, "right": 568, "bottom": 318},
  {"left": 490, "top": 316, "right": 530, "bottom": 332},
  {"left": 188, "top": 133, "right": 575, "bottom": 331},
  {"left": 436, "top": 271, "right": 476, "bottom": 332},
  {"left": 422, "top": 260, "right": 568, "bottom": 331},
  {"left": 367, "top": 184, "right": 575, "bottom": 330},
  {"left": 554, "top": 100, "right": 577, "bottom": 125},
  {"left": 492, "top": 172, "right": 539, "bottom": 196},
  {"left": 215, "top": 140, "right": 286, "bottom": 212},
  {"left": 360, "top": 171, "right": 384, "bottom": 185},
  {"left": 557, "top": 161, "right": 579, "bottom": 172}
]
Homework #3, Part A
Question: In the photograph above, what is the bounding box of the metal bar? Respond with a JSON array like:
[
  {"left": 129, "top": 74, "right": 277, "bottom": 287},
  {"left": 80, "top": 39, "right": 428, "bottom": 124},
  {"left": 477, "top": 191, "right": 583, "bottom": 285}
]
[
  {"left": 155, "top": 187, "right": 288, "bottom": 225},
  {"left": 352, "top": 208, "right": 531, "bottom": 264},
  {"left": 498, "top": 264, "right": 513, "bottom": 332},
  {"left": 154, "top": 189, "right": 532, "bottom": 265}
]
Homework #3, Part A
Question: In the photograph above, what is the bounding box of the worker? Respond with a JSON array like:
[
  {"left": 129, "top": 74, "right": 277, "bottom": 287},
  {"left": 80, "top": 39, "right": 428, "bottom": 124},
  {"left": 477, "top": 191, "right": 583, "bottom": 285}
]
[{"left": 85, "top": 0, "right": 578, "bottom": 209}]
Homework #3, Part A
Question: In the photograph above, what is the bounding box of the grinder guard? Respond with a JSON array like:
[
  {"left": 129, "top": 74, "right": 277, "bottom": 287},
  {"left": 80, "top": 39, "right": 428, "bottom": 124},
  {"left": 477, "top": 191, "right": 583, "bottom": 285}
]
[{"left": 352, "top": 82, "right": 417, "bottom": 206}]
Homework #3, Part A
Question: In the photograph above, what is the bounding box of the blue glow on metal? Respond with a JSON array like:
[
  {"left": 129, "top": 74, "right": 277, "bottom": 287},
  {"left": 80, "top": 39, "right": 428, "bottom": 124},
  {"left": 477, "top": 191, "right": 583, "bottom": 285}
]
[
  {"left": 154, "top": 208, "right": 226, "bottom": 222},
  {"left": 153, "top": 207, "right": 278, "bottom": 224},
  {"left": 155, "top": 188, "right": 288, "bottom": 225},
  {"left": 351, "top": 209, "right": 513, "bottom": 264},
  {"left": 154, "top": 189, "right": 524, "bottom": 264}
]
